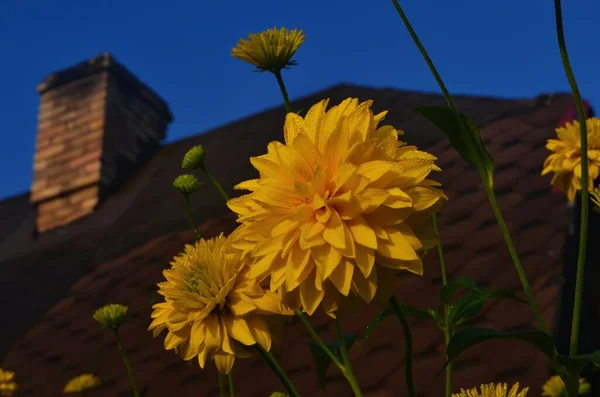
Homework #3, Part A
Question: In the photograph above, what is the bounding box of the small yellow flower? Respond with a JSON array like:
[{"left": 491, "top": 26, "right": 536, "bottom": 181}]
[
  {"left": 228, "top": 98, "right": 446, "bottom": 316},
  {"left": 542, "top": 117, "right": 600, "bottom": 202},
  {"left": 93, "top": 303, "right": 129, "bottom": 331},
  {"left": 0, "top": 368, "right": 17, "bottom": 396},
  {"left": 231, "top": 27, "right": 305, "bottom": 72},
  {"left": 63, "top": 374, "right": 101, "bottom": 393},
  {"left": 148, "top": 234, "right": 291, "bottom": 374},
  {"left": 453, "top": 382, "right": 528, "bottom": 397},
  {"left": 541, "top": 375, "right": 590, "bottom": 396}
]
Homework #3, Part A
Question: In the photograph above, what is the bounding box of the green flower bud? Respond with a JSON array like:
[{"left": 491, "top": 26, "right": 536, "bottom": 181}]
[
  {"left": 269, "top": 393, "right": 288, "bottom": 397},
  {"left": 93, "top": 304, "right": 128, "bottom": 331},
  {"left": 579, "top": 380, "right": 591, "bottom": 395},
  {"left": 172, "top": 174, "right": 203, "bottom": 196},
  {"left": 182, "top": 145, "right": 206, "bottom": 170}
]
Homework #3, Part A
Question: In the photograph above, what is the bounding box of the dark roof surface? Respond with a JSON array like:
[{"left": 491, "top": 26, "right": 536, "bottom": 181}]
[{"left": 0, "top": 84, "right": 577, "bottom": 396}]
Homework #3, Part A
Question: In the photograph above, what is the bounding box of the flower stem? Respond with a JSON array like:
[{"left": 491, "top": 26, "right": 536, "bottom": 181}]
[
  {"left": 553, "top": 0, "right": 589, "bottom": 358},
  {"left": 252, "top": 344, "right": 300, "bottom": 397},
  {"left": 203, "top": 169, "right": 230, "bottom": 203},
  {"left": 485, "top": 187, "right": 548, "bottom": 333},
  {"left": 273, "top": 70, "right": 293, "bottom": 113},
  {"left": 334, "top": 318, "right": 363, "bottom": 397},
  {"left": 432, "top": 214, "right": 452, "bottom": 397},
  {"left": 183, "top": 195, "right": 201, "bottom": 242},
  {"left": 294, "top": 309, "right": 344, "bottom": 370},
  {"left": 218, "top": 373, "right": 227, "bottom": 397},
  {"left": 228, "top": 372, "right": 235, "bottom": 397},
  {"left": 390, "top": 0, "right": 549, "bottom": 334},
  {"left": 114, "top": 330, "right": 140, "bottom": 397},
  {"left": 388, "top": 296, "right": 416, "bottom": 397}
]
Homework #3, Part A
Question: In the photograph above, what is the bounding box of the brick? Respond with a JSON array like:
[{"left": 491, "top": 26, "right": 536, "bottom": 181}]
[
  {"left": 68, "top": 149, "right": 101, "bottom": 168},
  {"left": 34, "top": 143, "right": 66, "bottom": 161},
  {"left": 31, "top": 184, "right": 61, "bottom": 202},
  {"left": 68, "top": 186, "right": 99, "bottom": 204},
  {"left": 66, "top": 170, "right": 101, "bottom": 190}
]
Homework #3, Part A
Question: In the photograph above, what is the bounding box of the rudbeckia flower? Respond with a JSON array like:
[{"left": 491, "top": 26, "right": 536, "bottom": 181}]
[
  {"left": 228, "top": 98, "right": 446, "bottom": 316},
  {"left": 149, "top": 234, "right": 291, "bottom": 374},
  {"left": 0, "top": 368, "right": 17, "bottom": 396},
  {"left": 542, "top": 117, "right": 600, "bottom": 202},
  {"left": 453, "top": 382, "right": 528, "bottom": 397},
  {"left": 63, "top": 374, "right": 101, "bottom": 394},
  {"left": 231, "top": 27, "right": 305, "bottom": 73}
]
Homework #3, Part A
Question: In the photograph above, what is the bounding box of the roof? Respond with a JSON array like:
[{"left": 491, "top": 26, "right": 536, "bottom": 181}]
[{"left": 0, "top": 84, "right": 577, "bottom": 396}]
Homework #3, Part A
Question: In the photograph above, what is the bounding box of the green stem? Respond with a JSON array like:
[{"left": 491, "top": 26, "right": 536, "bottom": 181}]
[
  {"left": 228, "top": 372, "right": 235, "bottom": 397},
  {"left": 252, "top": 344, "right": 300, "bottom": 397},
  {"left": 273, "top": 70, "right": 293, "bottom": 113},
  {"left": 203, "top": 169, "right": 230, "bottom": 202},
  {"left": 183, "top": 195, "right": 201, "bottom": 242},
  {"left": 334, "top": 318, "right": 363, "bottom": 397},
  {"left": 115, "top": 330, "right": 140, "bottom": 397},
  {"left": 485, "top": 187, "right": 548, "bottom": 333},
  {"left": 294, "top": 309, "right": 344, "bottom": 370},
  {"left": 432, "top": 214, "right": 452, "bottom": 397},
  {"left": 218, "top": 373, "right": 227, "bottom": 397},
  {"left": 390, "top": 0, "right": 548, "bottom": 334},
  {"left": 553, "top": 0, "right": 589, "bottom": 358},
  {"left": 389, "top": 296, "right": 416, "bottom": 397}
]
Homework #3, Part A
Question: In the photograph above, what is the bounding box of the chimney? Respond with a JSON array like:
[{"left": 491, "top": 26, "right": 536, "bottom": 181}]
[{"left": 31, "top": 53, "right": 173, "bottom": 233}]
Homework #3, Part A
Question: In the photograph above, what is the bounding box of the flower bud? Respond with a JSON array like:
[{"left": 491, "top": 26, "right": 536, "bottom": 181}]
[
  {"left": 93, "top": 304, "right": 129, "bottom": 331},
  {"left": 172, "top": 174, "right": 203, "bottom": 196},
  {"left": 63, "top": 374, "right": 101, "bottom": 394},
  {"left": 182, "top": 145, "right": 206, "bottom": 170}
]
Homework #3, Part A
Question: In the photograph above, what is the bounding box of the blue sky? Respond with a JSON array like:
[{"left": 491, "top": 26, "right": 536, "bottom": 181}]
[{"left": 1, "top": 0, "right": 598, "bottom": 201}]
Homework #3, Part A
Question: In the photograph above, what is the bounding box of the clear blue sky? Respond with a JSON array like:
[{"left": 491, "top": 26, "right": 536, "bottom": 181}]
[{"left": 1, "top": 0, "right": 598, "bottom": 201}]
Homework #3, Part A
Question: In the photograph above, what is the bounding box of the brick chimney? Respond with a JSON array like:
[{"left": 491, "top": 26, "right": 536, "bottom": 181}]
[{"left": 31, "top": 53, "right": 173, "bottom": 233}]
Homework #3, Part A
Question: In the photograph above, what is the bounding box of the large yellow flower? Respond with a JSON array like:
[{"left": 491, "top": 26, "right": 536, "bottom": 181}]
[
  {"left": 63, "top": 374, "right": 101, "bottom": 394},
  {"left": 453, "top": 382, "right": 528, "bottom": 397},
  {"left": 228, "top": 98, "right": 446, "bottom": 316},
  {"left": 0, "top": 368, "right": 17, "bottom": 396},
  {"left": 231, "top": 27, "right": 305, "bottom": 73},
  {"left": 149, "top": 234, "right": 290, "bottom": 374},
  {"left": 542, "top": 117, "right": 600, "bottom": 202}
]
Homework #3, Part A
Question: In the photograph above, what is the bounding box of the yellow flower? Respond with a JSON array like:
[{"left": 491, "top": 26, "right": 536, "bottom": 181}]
[
  {"left": 542, "top": 117, "right": 600, "bottom": 202},
  {"left": 453, "top": 382, "right": 528, "bottom": 397},
  {"left": 93, "top": 303, "right": 129, "bottom": 331},
  {"left": 0, "top": 368, "right": 17, "bottom": 396},
  {"left": 148, "top": 234, "right": 291, "bottom": 374},
  {"left": 63, "top": 374, "right": 101, "bottom": 393},
  {"left": 231, "top": 27, "right": 305, "bottom": 72},
  {"left": 228, "top": 98, "right": 446, "bottom": 316},
  {"left": 541, "top": 375, "right": 590, "bottom": 396}
]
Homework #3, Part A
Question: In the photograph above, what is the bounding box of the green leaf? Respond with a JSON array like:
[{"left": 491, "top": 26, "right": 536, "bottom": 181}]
[
  {"left": 269, "top": 393, "right": 289, "bottom": 397},
  {"left": 448, "top": 288, "right": 527, "bottom": 330},
  {"left": 558, "top": 350, "right": 600, "bottom": 375},
  {"left": 365, "top": 303, "right": 437, "bottom": 339},
  {"left": 440, "top": 276, "right": 477, "bottom": 303},
  {"left": 413, "top": 106, "right": 494, "bottom": 188},
  {"left": 307, "top": 333, "right": 358, "bottom": 389},
  {"left": 439, "top": 328, "right": 556, "bottom": 377}
]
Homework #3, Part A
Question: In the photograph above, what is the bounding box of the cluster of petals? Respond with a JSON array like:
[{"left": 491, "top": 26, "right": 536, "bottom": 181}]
[
  {"left": 542, "top": 117, "right": 600, "bottom": 202},
  {"left": 453, "top": 382, "right": 528, "bottom": 397},
  {"left": 228, "top": 98, "right": 446, "bottom": 316},
  {"left": 149, "top": 234, "right": 290, "bottom": 374}
]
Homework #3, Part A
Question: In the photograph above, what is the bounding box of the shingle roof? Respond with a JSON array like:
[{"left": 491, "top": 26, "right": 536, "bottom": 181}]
[{"left": 0, "top": 84, "right": 577, "bottom": 396}]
